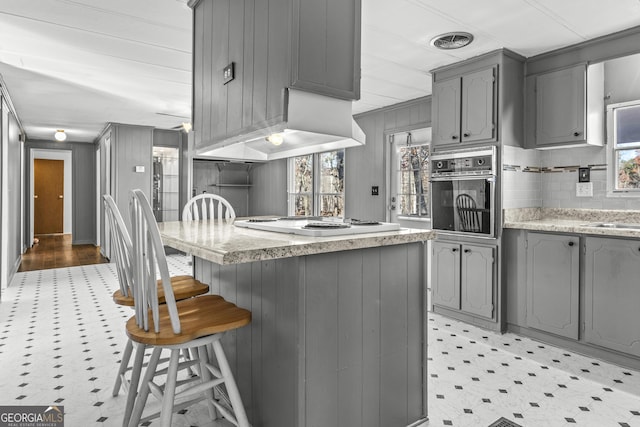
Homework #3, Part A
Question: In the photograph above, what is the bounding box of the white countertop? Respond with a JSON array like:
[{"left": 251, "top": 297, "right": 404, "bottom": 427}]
[
  {"left": 503, "top": 208, "right": 640, "bottom": 238},
  {"left": 158, "top": 219, "right": 435, "bottom": 265}
]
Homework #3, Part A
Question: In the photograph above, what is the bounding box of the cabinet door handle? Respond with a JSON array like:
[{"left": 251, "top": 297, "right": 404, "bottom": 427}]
[
  {"left": 463, "top": 132, "right": 470, "bottom": 137},
  {"left": 451, "top": 248, "right": 458, "bottom": 252},
  {"left": 451, "top": 135, "right": 458, "bottom": 140},
  {"left": 573, "top": 131, "right": 581, "bottom": 137},
  {"left": 568, "top": 241, "right": 574, "bottom": 247},
  {"left": 463, "top": 249, "right": 471, "bottom": 253}
]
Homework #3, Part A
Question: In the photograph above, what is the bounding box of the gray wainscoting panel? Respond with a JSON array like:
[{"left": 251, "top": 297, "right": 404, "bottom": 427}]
[{"left": 193, "top": 241, "right": 426, "bottom": 427}]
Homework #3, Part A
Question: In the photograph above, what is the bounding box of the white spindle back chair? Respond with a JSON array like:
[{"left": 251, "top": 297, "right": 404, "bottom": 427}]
[
  {"left": 182, "top": 193, "right": 236, "bottom": 221},
  {"left": 127, "top": 189, "right": 251, "bottom": 427},
  {"left": 104, "top": 194, "right": 209, "bottom": 425}
]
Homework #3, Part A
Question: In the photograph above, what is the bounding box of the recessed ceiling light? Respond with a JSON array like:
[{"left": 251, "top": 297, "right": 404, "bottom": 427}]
[
  {"left": 54, "top": 129, "right": 66, "bottom": 141},
  {"left": 430, "top": 32, "right": 474, "bottom": 50}
]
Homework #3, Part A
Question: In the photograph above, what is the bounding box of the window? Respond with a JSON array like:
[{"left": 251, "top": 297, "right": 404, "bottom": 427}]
[
  {"left": 288, "top": 150, "right": 345, "bottom": 217},
  {"left": 608, "top": 101, "right": 640, "bottom": 193},
  {"left": 391, "top": 129, "right": 430, "bottom": 220},
  {"left": 397, "top": 144, "right": 429, "bottom": 217}
]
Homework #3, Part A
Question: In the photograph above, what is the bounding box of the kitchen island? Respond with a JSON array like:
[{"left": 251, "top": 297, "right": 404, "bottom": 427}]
[{"left": 158, "top": 219, "right": 435, "bottom": 427}]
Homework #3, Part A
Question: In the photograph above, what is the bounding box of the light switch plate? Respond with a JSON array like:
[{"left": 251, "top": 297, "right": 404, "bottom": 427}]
[
  {"left": 135, "top": 165, "right": 145, "bottom": 173},
  {"left": 576, "top": 182, "right": 593, "bottom": 197}
]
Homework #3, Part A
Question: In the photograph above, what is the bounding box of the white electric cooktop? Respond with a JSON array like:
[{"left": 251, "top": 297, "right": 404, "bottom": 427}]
[{"left": 234, "top": 217, "right": 401, "bottom": 237}]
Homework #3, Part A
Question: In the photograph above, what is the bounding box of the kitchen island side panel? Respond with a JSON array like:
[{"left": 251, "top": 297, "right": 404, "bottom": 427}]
[{"left": 193, "top": 242, "right": 426, "bottom": 427}]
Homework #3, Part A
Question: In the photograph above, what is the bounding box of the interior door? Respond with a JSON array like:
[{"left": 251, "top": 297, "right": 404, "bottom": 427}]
[{"left": 34, "top": 159, "right": 64, "bottom": 234}]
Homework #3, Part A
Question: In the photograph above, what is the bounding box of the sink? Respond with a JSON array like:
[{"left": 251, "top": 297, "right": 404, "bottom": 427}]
[{"left": 582, "top": 222, "right": 640, "bottom": 230}]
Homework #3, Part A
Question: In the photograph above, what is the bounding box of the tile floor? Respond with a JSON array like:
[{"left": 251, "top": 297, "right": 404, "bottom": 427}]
[{"left": 0, "top": 255, "right": 639, "bottom": 426}]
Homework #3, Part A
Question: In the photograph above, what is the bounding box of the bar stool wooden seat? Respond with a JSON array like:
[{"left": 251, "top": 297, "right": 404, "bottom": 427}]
[
  {"left": 127, "top": 189, "right": 251, "bottom": 427},
  {"left": 102, "top": 195, "right": 209, "bottom": 416}
]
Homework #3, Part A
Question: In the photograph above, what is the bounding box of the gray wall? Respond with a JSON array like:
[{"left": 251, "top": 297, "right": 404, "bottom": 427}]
[
  {"left": 24, "top": 139, "right": 97, "bottom": 246},
  {"left": 110, "top": 124, "right": 153, "bottom": 231},
  {"left": 1, "top": 95, "right": 22, "bottom": 289},
  {"left": 246, "top": 96, "right": 431, "bottom": 219},
  {"left": 248, "top": 159, "right": 287, "bottom": 216}
]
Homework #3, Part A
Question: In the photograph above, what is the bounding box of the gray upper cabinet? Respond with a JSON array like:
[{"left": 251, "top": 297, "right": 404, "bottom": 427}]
[
  {"left": 536, "top": 65, "right": 586, "bottom": 146},
  {"left": 432, "top": 240, "right": 495, "bottom": 320},
  {"left": 431, "top": 49, "right": 524, "bottom": 149},
  {"left": 525, "top": 63, "right": 604, "bottom": 148},
  {"left": 432, "top": 67, "right": 495, "bottom": 147},
  {"left": 432, "top": 77, "right": 461, "bottom": 146},
  {"left": 584, "top": 237, "right": 640, "bottom": 357},
  {"left": 190, "top": 0, "right": 361, "bottom": 151},
  {"left": 525, "top": 232, "right": 579, "bottom": 339}
]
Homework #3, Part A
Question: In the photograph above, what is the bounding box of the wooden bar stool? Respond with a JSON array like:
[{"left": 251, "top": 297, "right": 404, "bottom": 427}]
[
  {"left": 127, "top": 189, "right": 251, "bottom": 427},
  {"left": 102, "top": 195, "right": 209, "bottom": 424}
]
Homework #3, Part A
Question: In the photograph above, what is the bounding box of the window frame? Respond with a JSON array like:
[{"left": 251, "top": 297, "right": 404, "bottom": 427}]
[
  {"left": 287, "top": 149, "right": 346, "bottom": 217},
  {"left": 607, "top": 100, "right": 640, "bottom": 197}
]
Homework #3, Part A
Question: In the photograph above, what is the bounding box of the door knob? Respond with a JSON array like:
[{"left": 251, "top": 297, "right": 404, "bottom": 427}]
[
  {"left": 34, "top": 195, "right": 38, "bottom": 199},
  {"left": 58, "top": 195, "right": 64, "bottom": 199}
]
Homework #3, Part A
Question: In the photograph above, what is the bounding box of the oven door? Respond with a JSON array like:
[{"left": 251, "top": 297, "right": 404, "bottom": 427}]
[{"left": 431, "top": 175, "right": 495, "bottom": 237}]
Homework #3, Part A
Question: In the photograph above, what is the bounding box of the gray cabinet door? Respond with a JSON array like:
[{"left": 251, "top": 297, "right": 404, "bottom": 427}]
[
  {"left": 461, "top": 68, "right": 496, "bottom": 143},
  {"left": 460, "top": 244, "right": 494, "bottom": 319},
  {"left": 536, "top": 64, "right": 586, "bottom": 146},
  {"left": 432, "top": 77, "right": 461, "bottom": 147},
  {"left": 584, "top": 237, "right": 640, "bottom": 357},
  {"left": 526, "top": 233, "right": 579, "bottom": 339},
  {"left": 432, "top": 241, "right": 460, "bottom": 310}
]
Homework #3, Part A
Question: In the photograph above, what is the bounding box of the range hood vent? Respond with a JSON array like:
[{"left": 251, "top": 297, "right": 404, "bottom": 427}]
[{"left": 196, "top": 88, "right": 365, "bottom": 162}]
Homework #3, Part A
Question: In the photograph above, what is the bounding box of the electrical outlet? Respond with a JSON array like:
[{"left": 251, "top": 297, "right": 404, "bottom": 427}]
[
  {"left": 371, "top": 186, "right": 379, "bottom": 196},
  {"left": 576, "top": 182, "right": 593, "bottom": 197}
]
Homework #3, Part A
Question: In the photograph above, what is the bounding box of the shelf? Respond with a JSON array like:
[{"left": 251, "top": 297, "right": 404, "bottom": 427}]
[{"left": 210, "top": 184, "right": 252, "bottom": 187}]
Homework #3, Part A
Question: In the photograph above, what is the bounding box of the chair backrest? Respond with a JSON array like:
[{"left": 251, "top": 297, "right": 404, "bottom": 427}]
[
  {"left": 129, "top": 189, "right": 180, "bottom": 334},
  {"left": 182, "top": 193, "right": 236, "bottom": 221},
  {"left": 456, "top": 193, "right": 481, "bottom": 232},
  {"left": 103, "top": 194, "right": 134, "bottom": 298}
]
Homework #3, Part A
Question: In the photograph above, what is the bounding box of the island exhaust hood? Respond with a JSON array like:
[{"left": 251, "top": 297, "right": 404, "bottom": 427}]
[{"left": 195, "top": 88, "right": 365, "bottom": 162}]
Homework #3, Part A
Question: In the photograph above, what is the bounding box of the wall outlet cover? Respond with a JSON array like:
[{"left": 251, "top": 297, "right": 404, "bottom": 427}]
[
  {"left": 576, "top": 182, "right": 593, "bottom": 197},
  {"left": 578, "top": 167, "right": 591, "bottom": 182}
]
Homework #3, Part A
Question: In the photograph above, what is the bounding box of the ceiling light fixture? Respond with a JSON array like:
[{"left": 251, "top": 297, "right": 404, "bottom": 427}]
[
  {"left": 265, "top": 133, "right": 284, "bottom": 146},
  {"left": 430, "top": 32, "right": 474, "bottom": 50},
  {"left": 54, "top": 129, "right": 67, "bottom": 141}
]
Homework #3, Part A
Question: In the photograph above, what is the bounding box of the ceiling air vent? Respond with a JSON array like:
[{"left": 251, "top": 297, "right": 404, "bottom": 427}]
[{"left": 430, "top": 32, "right": 474, "bottom": 50}]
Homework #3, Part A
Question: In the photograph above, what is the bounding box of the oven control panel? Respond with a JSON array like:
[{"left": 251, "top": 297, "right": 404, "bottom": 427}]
[{"left": 432, "top": 153, "right": 494, "bottom": 176}]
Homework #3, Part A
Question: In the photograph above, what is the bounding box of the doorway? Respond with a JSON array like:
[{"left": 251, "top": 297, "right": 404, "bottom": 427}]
[
  {"left": 34, "top": 159, "right": 64, "bottom": 234},
  {"left": 387, "top": 127, "right": 432, "bottom": 228},
  {"left": 30, "top": 149, "right": 72, "bottom": 245}
]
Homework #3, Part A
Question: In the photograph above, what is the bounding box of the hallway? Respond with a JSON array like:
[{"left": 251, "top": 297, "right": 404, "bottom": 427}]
[{"left": 18, "top": 234, "right": 108, "bottom": 272}]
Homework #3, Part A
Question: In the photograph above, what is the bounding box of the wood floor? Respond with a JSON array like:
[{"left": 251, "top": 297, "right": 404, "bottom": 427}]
[{"left": 18, "top": 234, "right": 108, "bottom": 272}]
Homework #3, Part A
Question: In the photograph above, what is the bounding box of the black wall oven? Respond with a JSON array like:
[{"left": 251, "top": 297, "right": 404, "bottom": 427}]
[{"left": 430, "top": 147, "right": 497, "bottom": 238}]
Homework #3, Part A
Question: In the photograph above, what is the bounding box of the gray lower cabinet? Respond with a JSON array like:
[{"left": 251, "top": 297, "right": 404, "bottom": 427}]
[
  {"left": 525, "top": 232, "right": 579, "bottom": 339},
  {"left": 584, "top": 237, "right": 640, "bottom": 357},
  {"left": 432, "top": 240, "right": 495, "bottom": 319},
  {"left": 432, "top": 241, "right": 460, "bottom": 309}
]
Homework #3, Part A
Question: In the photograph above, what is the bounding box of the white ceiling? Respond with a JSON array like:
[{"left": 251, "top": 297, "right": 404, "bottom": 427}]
[{"left": 1, "top": 0, "right": 640, "bottom": 143}]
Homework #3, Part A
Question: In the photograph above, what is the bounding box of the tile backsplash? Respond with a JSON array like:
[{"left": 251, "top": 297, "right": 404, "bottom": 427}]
[{"left": 502, "top": 145, "right": 640, "bottom": 210}]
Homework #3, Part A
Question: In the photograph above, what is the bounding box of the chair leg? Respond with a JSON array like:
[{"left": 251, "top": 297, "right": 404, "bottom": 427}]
[
  {"left": 123, "top": 342, "right": 146, "bottom": 427},
  {"left": 128, "top": 346, "right": 161, "bottom": 427},
  {"left": 197, "top": 345, "right": 217, "bottom": 419},
  {"left": 113, "top": 338, "right": 134, "bottom": 396},
  {"left": 212, "top": 340, "right": 250, "bottom": 427},
  {"left": 159, "top": 349, "right": 180, "bottom": 427}
]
